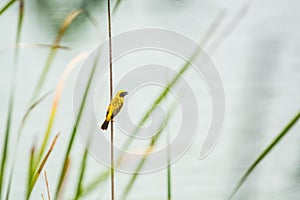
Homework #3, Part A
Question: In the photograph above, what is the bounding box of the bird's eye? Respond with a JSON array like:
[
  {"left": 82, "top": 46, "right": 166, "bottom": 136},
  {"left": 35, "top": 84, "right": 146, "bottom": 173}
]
[{"left": 119, "top": 92, "right": 128, "bottom": 97}]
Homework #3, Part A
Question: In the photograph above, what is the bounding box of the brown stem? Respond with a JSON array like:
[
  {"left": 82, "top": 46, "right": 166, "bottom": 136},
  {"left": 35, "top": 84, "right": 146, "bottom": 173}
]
[{"left": 107, "top": 0, "right": 114, "bottom": 199}]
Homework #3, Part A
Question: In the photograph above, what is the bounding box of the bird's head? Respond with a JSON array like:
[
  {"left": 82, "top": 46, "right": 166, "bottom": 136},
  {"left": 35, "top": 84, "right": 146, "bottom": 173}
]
[{"left": 117, "top": 90, "right": 128, "bottom": 97}]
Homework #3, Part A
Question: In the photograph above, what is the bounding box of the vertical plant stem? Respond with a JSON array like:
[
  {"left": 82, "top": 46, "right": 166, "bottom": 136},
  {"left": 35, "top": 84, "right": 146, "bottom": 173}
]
[
  {"left": 166, "top": 128, "right": 172, "bottom": 200},
  {"left": 107, "top": 0, "right": 114, "bottom": 199}
]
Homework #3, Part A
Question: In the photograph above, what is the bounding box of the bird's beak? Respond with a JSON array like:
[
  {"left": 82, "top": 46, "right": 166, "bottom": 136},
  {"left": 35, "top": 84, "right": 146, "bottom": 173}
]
[{"left": 124, "top": 92, "right": 128, "bottom": 96}]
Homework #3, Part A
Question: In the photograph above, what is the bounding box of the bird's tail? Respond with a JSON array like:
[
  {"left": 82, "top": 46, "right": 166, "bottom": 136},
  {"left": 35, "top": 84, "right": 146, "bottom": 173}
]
[{"left": 101, "top": 120, "right": 110, "bottom": 130}]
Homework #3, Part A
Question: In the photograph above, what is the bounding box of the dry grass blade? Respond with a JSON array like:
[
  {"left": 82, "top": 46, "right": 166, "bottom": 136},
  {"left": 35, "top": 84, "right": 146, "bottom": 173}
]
[
  {"left": 44, "top": 171, "right": 51, "bottom": 200},
  {"left": 0, "top": 43, "right": 69, "bottom": 55},
  {"left": 36, "top": 53, "right": 87, "bottom": 167},
  {"left": 30, "top": 9, "right": 83, "bottom": 103},
  {"left": 54, "top": 10, "right": 82, "bottom": 44},
  {"left": 41, "top": 194, "right": 45, "bottom": 200},
  {"left": 28, "top": 133, "right": 60, "bottom": 199},
  {"left": 228, "top": 110, "right": 300, "bottom": 199},
  {"left": 18, "top": 43, "right": 69, "bottom": 50}
]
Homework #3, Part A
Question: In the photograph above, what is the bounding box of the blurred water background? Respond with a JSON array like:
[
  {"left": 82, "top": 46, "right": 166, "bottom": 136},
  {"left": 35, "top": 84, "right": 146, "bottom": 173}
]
[{"left": 0, "top": 0, "right": 300, "bottom": 199}]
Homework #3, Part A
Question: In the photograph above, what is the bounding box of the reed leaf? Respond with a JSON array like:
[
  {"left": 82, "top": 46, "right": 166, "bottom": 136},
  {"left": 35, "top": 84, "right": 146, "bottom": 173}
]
[
  {"left": 0, "top": 0, "right": 17, "bottom": 15},
  {"left": 56, "top": 157, "right": 71, "bottom": 200},
  {"left": 122, "top": 102, "right": 176, "bottom": 199},
  {"left": 228, "top": 110, "right": 300, "bottom": 200},
  {"left": 27, "top": 133, "right": 60, "bottom": 199},
  {"left": 112, "top": 0, "right": 122, "bottom": 15},
  {"left": 79, "top": 171, "right": 110, "bottom": 197},
  {"left": 25, "top": 144, "right": 36, "bottom": 200},
  {"left": 73, "top": 136, "right": 92, "bottom": 200}
]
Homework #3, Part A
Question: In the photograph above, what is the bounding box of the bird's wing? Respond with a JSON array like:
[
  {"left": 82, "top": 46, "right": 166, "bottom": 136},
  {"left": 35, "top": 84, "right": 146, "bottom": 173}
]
[
  {"left": 105, "top": 104, "right": 113, "bottom": 121},
  {"left": 112, "top": 103, "right": 123, "bottom": 119}
]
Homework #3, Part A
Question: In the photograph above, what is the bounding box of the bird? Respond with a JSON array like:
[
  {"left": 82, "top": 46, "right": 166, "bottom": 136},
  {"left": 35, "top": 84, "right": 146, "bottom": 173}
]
[{"left": 101, "top": 90, "right": 128, "bottom": 130}]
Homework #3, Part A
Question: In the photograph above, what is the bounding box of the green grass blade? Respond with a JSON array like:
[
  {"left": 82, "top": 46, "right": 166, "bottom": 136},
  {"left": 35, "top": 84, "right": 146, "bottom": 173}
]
[
  {"left": 16, "top": 0, "right": 24, "bottom": 44},
  {"left": 53, "top": 52, "right": 99, "bottom": 199},
  {"left": 166, "top": 127, "right": 172, "bottom": 200},
  {"left": 228, "top": 110, "right": 300, "bottom": 200},
  {"left": 112, "top": 0, "right": 122, "bottom": 15},
  {"left": 0, "top": 0, "right": 17, "bottom": 15},
  {"left": 56, "top": 157, "right": 71, "bottom": 200},
  {"left": 0, "top": 89, "right": 14, "bottom": 198},
  {"left": 122, "top": 102, "right": 176, "bottom": 199},
  {"left": 73, "top": 136, "right": 92, "bottom": 200},
  {"left": 26, "top": 146, "right": 35, "bottom": 200},
  {"left": 79, "top": 171, "right": 110, "bottom": 197},
  {"left": 121, "top": 127, "right": 166, "bottom": 199}
]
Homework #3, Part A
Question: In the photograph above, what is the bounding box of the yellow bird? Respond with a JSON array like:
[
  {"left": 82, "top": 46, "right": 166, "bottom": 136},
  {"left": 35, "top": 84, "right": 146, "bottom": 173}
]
[{"left": 101, "top": 90, "right": 128, "bottom": 130}]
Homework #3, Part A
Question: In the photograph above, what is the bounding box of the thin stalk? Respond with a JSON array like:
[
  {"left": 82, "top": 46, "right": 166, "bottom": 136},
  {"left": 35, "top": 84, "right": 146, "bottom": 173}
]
[
  {"left": 166, "top": 127, "right": 172, "bottom": 200},
  {"left": 44, "top": 171, "right": 51, "bottom": 200},
  {"left": 107, "top": 0, "right": 114, "bottom": 199},
  {"left": 228, "top": 110, "right": 300, "bottom": 199}
]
